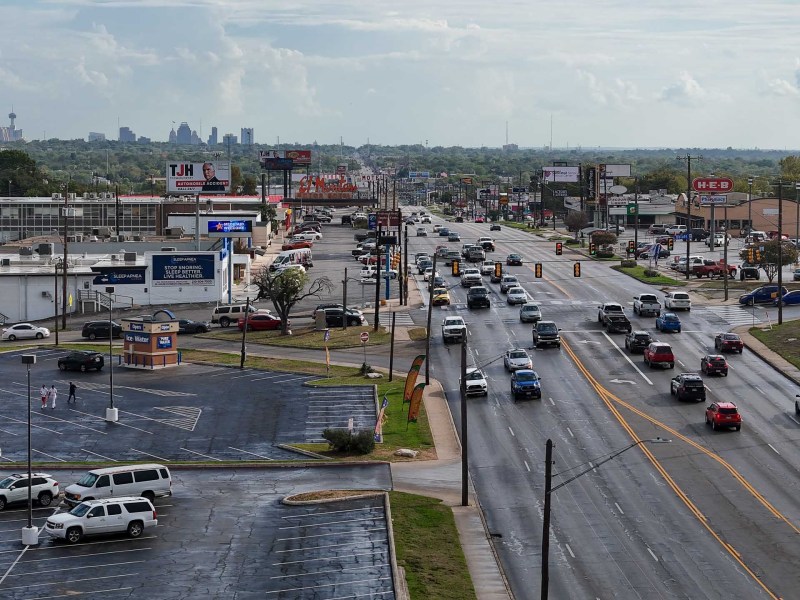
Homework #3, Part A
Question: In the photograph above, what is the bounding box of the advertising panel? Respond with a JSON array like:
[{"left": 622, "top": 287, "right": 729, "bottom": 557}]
[
  {"left": 542, "top": 166, "right": 579, "bottom": 183},
  {"left": 284, "top": 149, "right": 311, "bottom": 165},
  {"left": 600, "top": 164, "right": 632, "bottom": 177},
  {"left": 124, "top": 332, "right": 151, "bottom": 344},
  {"left": 261, "top": 157, "right": 294, "bottom": 171},
  {"left": 586, "top": 167, "right": 597, "bottom": 201},
  {"left": 408, "top": 171, "right": 431, "bottom": 179},
  {"left": 157, "top": 336, "right": 173, "bottom": 349},
  {"left": 166, "top": 161, "right": 231, "bottom": 194},
  {"left": 92, "top": 267, "right": 147, "bottom": 286},
  {"left": 207, "top": 220, "right": 253, "bottom": 238},
  {"left": 151, "top": 254, "right": 215, "bottom": 287}
]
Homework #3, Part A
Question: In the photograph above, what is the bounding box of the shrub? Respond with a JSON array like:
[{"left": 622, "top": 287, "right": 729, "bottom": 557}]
[
  {"left": 620, "top": 260, "right": 637, "bottom": 268},
  {"left": 322, "top": 428, "right": 376, "bottom": 454},
  {"left": 596, "top": 251, "right": 615, "bottom": 259},
  {"left": 643, "top": 269, "right": 659, "bottom": 277},
  {"left": 565, "top": 238, "right": 579, "bottom": 245}
]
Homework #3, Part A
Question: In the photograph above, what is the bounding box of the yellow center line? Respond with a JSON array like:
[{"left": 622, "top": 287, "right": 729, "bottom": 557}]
[{"left": 562, "top": 338, "right": 784, "bottom": 600}]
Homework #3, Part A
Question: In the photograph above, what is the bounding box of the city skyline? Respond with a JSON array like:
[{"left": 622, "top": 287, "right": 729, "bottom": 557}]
[{"left": 2, "top": 1, "right": 800, "bottom": 149}]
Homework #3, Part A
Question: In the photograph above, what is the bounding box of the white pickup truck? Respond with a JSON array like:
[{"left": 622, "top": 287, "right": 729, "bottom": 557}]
[
  {"left": 633, "top": 294, "right": 662, "bottom": 317},
  {"left": 442, "top": 316, "right": 467, "bottom": 344}
]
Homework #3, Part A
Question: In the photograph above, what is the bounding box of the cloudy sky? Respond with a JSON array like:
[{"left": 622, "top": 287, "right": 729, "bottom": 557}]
[{"left": 2, "top": 0, "right": 800, "bottom": 149}]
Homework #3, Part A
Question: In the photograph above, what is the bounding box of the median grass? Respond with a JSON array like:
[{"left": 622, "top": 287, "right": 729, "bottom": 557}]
[
  {"left": 750, "top": 320, "right": 800, "bottom": 369},
  {"left": 203, "top": 324, "right": 391, "bottom": 349},
  {"left": 612, "top": 264, "right": 687, "bottom": 286}
]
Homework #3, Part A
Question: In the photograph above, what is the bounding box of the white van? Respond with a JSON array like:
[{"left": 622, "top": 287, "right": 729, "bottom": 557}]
[
  {"left": 212, "top": 303, "right": 261, "bottom": 327},
  {"left": 64, "top": 464, "right": 172, "bottom": 507},
  {"left": 269, "top": 248, "right": 313, "bottom": 272}
]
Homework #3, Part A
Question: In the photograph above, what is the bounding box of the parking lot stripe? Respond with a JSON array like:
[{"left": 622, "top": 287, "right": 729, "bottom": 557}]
[
  {"left": 6, "top": 559, "right": 146, "bottom": 578},
  {"left": 0, "top": 414, "right": 62, "bottom": 436},
  {"left": 32, "top": 449, "right": 66, "bottom": 462},
  {"left": 275, "top": 549, "right": 388, "bottom": 567},
  {"left": 275, "top": 526, "right": 387, "bottom": 543},
  {"left": 228, "top": 446, "right": 274, "bottom": 460},
  {"left": 273, "top": 537, "right": 388, "bottom": 554},
  {"left": 81, "top": 449, "right": 118, "bottom": 461},
  {"left": 265, "top": 576, "right": 393, "bottom": 595},
  {"left": 37, "top": 586, "right": 135, "bottom": 598},
  {"left": 0, "top": 573, "right": 141, "bottom": 592},
  {"left": 180, "top": 447, "right": 221, "bottom": 461},
  {"left": 34, "top": 411, "right": 109, "bottom": 436},
  {"left": 69, "top": 408, "right": 154, "bottom": 435},
  {"left": 129, "top": 448, "right": 170, "bottom": 462}
]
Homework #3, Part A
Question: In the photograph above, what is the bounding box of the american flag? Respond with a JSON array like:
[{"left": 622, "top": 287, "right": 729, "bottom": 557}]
[{"left": 323, "top": 329, "right": 330, "bottom": 342}]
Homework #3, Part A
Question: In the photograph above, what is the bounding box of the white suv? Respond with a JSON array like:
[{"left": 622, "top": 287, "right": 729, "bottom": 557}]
[
  {"left": 45, "top": 496, "right": 157, "bottom": 544},
  {"left": 0, "top": 473, "right": 59, "bottom": 510}
]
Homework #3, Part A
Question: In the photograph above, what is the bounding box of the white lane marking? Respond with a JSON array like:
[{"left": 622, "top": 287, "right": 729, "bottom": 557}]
[
  {"left": 602, "top": 331, "right": 654, "bottom": 386},
  {"left": 754, "top": 385, "right": 765, "bottom": 395},
  {"left": 33, "top": 449, "right": 66, "bottom": 462},
  {"left": 767, "top": 444, "right": 780, "bottom": 455},
  {"left": 548, "top": 398, "right": 555, "bottom": 406},
  {"left": 130, "top": 448, "right": 170, "bottom": 462},
  {"left": 229, "top": 446, "right": 275, "bottom": 460},
  {"left": 566, "top": 427, "right": 574, "bottom": 438},
  {"left": 790, "top": 416, "right": 800, "bottom": 425},
  {"left": 647, "top": 547, "right": 659, "bottom": 561},
  {"left": 565, "top": 543, "right": 576, "bottom": 558},
  {"left": 677, "top": 360, "right": 686, "bottom": 368},
  {"left": 524, "top": 461, "right": 531, "bottom": 472},
  {"left": 82, "top": 449, "right": 118, "bottom": 461},
  {"left": 615, "top": 502, "right": 624, "bottom": 515},
  {"left": 180, "top": 447, "right": 221, "bottom": 461},
  {"left": 509, "top": 427, "right": 515, "bottom": 437}
]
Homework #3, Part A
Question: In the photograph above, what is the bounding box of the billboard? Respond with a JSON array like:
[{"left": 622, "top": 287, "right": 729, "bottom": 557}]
[
  {"left": 261, "top": 157, "right": 294, "bottom": 171},
  {"left": 92, "top": 267, "right": 147, "bottom": 285},
  {"left": 284, "top": 150, "right": 311, "bottom": 165},
  {"left": 151, "top": 254, "right": 215, "bottom": 287},
  {"left": 166, "top": 161, "right": 231, "bottom": 194},
  {"left": 207, "top": 220, "right": 253, "bottom": 238},
  {"left": 600, "top": 164, "right": 632, "bottom": 177},
  {"left": 542, "top": 166, "right": 579, "bottom": 183}
]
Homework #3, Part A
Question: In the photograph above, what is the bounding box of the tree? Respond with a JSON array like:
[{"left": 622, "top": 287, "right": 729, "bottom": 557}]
[
  {"left": 252, "top": 267, "right": 333, "bottom": 334},
  {"left": 780, "top": 156, "right": 800, "bottom": 181},
  {"left": 565, "top": 211, "right": 590, "bottom": 237},
  {"left": 739, "top": 239, "right": 798, "bottom": 282}
]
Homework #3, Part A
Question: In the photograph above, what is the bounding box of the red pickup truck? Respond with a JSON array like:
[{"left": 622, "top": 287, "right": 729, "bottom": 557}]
[{"left": 692, "top": 260, "right": 737, "bottom": 278}]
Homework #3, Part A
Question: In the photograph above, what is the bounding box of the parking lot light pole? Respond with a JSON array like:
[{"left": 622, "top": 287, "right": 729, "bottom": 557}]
[
  {"left": 540, "top": 437, "right": 672, "bottom": 600},
  {"left": 104, "top": 286, "right": 118, "bottom": 422},
  {"left": 21, "top": 354, "right": 38, "bottom": 546},
  {"left": 747, "top": 177, "right": 754, "bottom": 234}
]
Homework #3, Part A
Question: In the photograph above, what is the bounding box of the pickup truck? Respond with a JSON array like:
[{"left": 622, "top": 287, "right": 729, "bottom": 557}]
[
  {"left": 633, "top": 294, "right": 661, "bottom": 317},
  {"left": 442, "top": 316, "right": 467, "bottom": 343},
  {"left": 477, "top": 237, "right": 495, "bottom": 252},
  {"left": 598, "top": 302, "right": 632, "bottom": 333},
  {"left": 354, "top": 230, "right": 377, "bottom": 243},
  {"left": 691, "top": 260, "right": 737, "bottom": 278},
  {"left": 460, "top": 268, "right": 482, "bottom": 287}
]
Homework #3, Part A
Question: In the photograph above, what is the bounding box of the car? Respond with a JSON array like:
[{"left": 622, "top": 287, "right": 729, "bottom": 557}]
[
  {"left": 739, "top": 265, "right": 761, "bottom": 280},
  {"left": 429, "top": 274, "right": 446, "bottom": 289},
  {"left": 701, "top": 354, "right": 729, "bottom": 376},
  {"left": 774, "top": 290, "right": 800, "bottom": 306},
  {"left": 655, "top": 312, "right": 682, "bottom": 333},
  {"left": 705, "top": 401, "right": 742, "bottom": 431},
  {"left": 281, "top": 240, "right": 313, "bottom": 251},
  {"left": 511, "top": 369, "right": 542, "bottom": 400},
  {"left": 467, "top": 286, "right": 491, "bottom": 309},
  {"left": 643, "top": 342, "right": 675, "bottom": 369},
  {"left": 423, "top": 268, "right": 439, "bottom": 282},
  {"left": 455, "top": 216, "right": 464, "bottom": 222},
  {"left": 739, "top": 285, "right": 787, "bottom": 305},
  {"left": 506, "top": 287, "right": 527, "bottom": 305},
  {"left": 648, "top": 225, "right": 668, "bottom": 235},
  {"left": 606, "top": 224, "right": 626, "bottom": 234},
  {"left": 532, "top": 321, "right": 561, "bottom": 348},
  {"left": 421, "top": 216, "right": 432, "bottom": 224},
  {"left": 417, "top": 259, "right": 433, "bottom": 275},
  {"left": 474, "top": 216, "right": 485, "bottom": 223},
  {"left": 238, "top": 313, "right": 283, "bottom": 331},
  {"left": 2, "top": 323, "right": 51, "bottom": 341},
  {"left": 490, "top": 224, "right": 501, "bottom": 231},
  {"left": 433, "top": 224, "right": 443, "bottom": 232},
  {"left": 432, "top": 288, "right": 451, "bottom": 306},
  {"left": 178, "top": 319, "right": 211, "bottom": 334},
  {"left": 670, "top": 373, "right": 706, "bottom": 402},
  {"left": 637, "top": 245, "right": 670, "bottom": 259},
  {"left": 313, "top": 303, "right": 343, "bottom": 319},
  {"left": 461, "top": 244, "right": 476, "bottom": 259},
  {"left": 463, "top": 368, "right": 488, "bottom": 396},
  {"left": 0, "top": 472, "right": 60, "bottom": 511},
  {"left": 506, "top": 253, "right": 523, "bottom": 266},
  {"left": 666, "top": 224, "right": 688, "bottom": 236},
  {"left": 416, "top": 227, "right": 428, "bottom": 236},
  {"left": 58, "top": 351, "right": 105, "bottom": 372},
  {"left": 714, "top": 332, "right": 744, "bottom": 353},
  {"left": 438, "top": 227, "right": 451, "bottom": 237},
  {"left": 519, "top": 303, "right": 542, "bottom": 323},
  {"left": 468, "top": 247, "right": 486, "bottom": 262},
  {"left": 499, "top": 275, "right": 519, "bottom": 294},
  {"left": 442, "top": 316, "right": 467, "bottom": 343},
  {"left": 325, "top": 308, "right": 365, "bottom": 327},
  {"left": 663, "top": 291, "right": 692, "bottom": 311},
  {"left": 81, "top": 321, "right": 123, "bottom": 340},
  {"left": 448, "top": 231, "right": 461, "bottom": 242},
  {"left": 624, "top": 330, "right": 653, "bottom": 353},
  {"left": 45, "top": 496, "right": 158, "bottom": 544},
  {"left": 477, "top": 237, "right": 495, "bottom": 252},
  {"left": 460, "top": 267, "right": 482, "bottom": 287},
  {"left": 480, "top": 260, "right": 496, "bottom": 276},
  {"left": 504, "top": 348, "right": 533, "bottom": 371},
  {"left": 793, "top": 268, "right": 800, "bottom": 282}
]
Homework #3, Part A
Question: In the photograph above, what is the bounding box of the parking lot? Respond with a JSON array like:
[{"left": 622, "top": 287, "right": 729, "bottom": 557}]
[{"left": 0, "top": 466, "right": 394, "bottom": 599}]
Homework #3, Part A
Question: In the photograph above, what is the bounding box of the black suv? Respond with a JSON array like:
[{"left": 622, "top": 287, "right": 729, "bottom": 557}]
[
  {"left": 532, "top": 321, "right": 561, "bottom": 348},
  {"left": 467, "top": 286, "right": 490, "bottom": 309},
  {"left": 324, "top": 308, "right": 365, "bottom": 327},
  {"left": 670, "top": 373, "right": 706, "bottom": 402},
  {"left": 57, "top": 351, "right": 104, "bottom": 372},
  {"left": 81, "top": 321, "right": 123, "bottom": 340},
  {"left": 624, "top": 330, "right": 653, "bottom": 353},
  {"left": 690, "top": 228, "right": 710, "bottom": 241}
]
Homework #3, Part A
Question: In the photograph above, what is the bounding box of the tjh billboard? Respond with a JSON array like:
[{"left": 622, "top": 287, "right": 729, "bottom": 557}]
[
  {"left": 166, "top": 161, "right": 231, "bottom": 194},
  {"left": 542, "top": 166, "right": 579, "bottom": 183},
  {"left": 152, "top": 254, "right": 215, "bottom": 287}
]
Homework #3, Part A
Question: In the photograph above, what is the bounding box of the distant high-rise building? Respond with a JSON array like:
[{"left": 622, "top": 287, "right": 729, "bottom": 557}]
[
  {"left": 176, "top": 122, "right": 192, "bottom": 144},
  {"left": 208, "top": 126, "right": 218, "bottom": 146},
  {"left": 137, "top": 136, "right": 151, "bottom": 143},
  {"left": 0, "top": 108, "right": 23, "bottom": 142},
  {"left": 222, "top": 133, "right": 238, "bottom": 147},
  {"left": 88, "top": 132, "right": 106, "bottom": 142},
  {"left": 240, "top": 128, "right": 254, "bottom": 145},
  {"left": 119, "top": 126, "right": 136, "bottom": 142},
  {"left": 191, "top": 130, "right": 201, "bottom": 145},
  {"left": 168, "top": 127, "right": 177, "bottom": 144}
]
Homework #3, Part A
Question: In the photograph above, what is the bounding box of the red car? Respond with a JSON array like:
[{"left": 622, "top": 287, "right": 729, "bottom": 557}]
[
  {"left": 705, "top": 402, "right": 742, "bottom": 431},
  {"left": 714, "top": 332, "right": 744, "bottom": 353},
  {"left": 474, "top": 216, "right": 485, "bottom": 223},
  {"left": 237, "top": 313, "right": 284, "bottom": 331},
  {"left": 282, "top": 240, "right": 313, "bottom": 251},
  {"left": 643, "top": 342, "right": 675, "bottom": 369}
]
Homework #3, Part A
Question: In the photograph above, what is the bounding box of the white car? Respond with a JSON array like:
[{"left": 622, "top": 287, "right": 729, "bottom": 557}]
[
  {"left": 433, "top": 224, "right": 443, "bottom": 232},
  {"left": 45, "top": 496, "right": 157, "bottom": 544},
  {"left": 480, "top": 260, "right": 495, "bottom": 276},
  {"left": 504, "top": 348, "right": 533, "bottom": 371},
  {"left": 0, "top": 472, "right": 60, "bottom": 510},
  {"left": 421, "top": 216, "right": 432, "bottom": 224},
  {"left": 664, "top": 291, "right": 692, "bottom": 311},
  {"left": 293, "top": 231, "right": 322, "bottom": 241},
  {"left": 606, "top": 224, "right": 626, "bottom": 233},
  {"left": 423, "top": 268, "right": 439, "bottom": 282},
  {"left": 506, "top": 287, "right": 528, "bottom": 305},
  {"left": 416, "top": 227, "right": 428, "bottom": 236},
  {"left": 2, "top": 323, "right": 51, "bottom": 341},
  {"left": 519, "top": 303, "right": 542, "bottom": 323},
  {"left": 463, "top": 368, "right": 488, "bottom": 396}
]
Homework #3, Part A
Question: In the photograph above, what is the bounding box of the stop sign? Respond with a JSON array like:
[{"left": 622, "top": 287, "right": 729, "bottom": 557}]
[
  {"left": 692, "top": 177, "right": 734, "bottom": 193},
  {"left": 360, "top": 332, "right": 370, "bottom": 343}
]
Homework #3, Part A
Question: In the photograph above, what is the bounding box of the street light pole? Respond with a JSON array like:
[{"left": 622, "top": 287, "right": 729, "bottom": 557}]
[
  {"left": 540, "top": 437, "right": 672, "bottom": 600},
  {"left": 104, "top": 287, "right": 118, "bottom": 422},
  {"left": 677, "top": 154, "right": 701, "bottom": 280},
  {"left": 21, "top": 354, "right": 38, "bottom": 546},
  {"left": 747, "top": 177, "right": 754, "bottom": 235}
]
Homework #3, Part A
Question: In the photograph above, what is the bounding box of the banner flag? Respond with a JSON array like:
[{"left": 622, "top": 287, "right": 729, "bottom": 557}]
[
  {"left": 407, "top": 383, "right": 425, "bottom": 423},
  {"left": 374, "top": 394, "right": 389, "bottom": 441},
  {"left": 403, "top": 355, "right": 426, "bottom": 404}
]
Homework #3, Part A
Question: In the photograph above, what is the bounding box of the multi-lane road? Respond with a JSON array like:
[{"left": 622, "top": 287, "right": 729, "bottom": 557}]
[{"left": 406, "top": 213, "right": 800, "bottom": 599}]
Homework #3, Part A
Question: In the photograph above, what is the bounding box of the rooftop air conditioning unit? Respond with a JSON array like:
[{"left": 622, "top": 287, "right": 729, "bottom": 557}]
[
  {"left": 111, "top": 254, "right": 119, "bottom": 261},
  {"left": 133, "top": 235, "right": 144, "bottom": 241},
  {"left": 68, "top": 193, "right": 76, "bottom": 200},
  {"left": 19, "top": 247, "right": 33, "bottom": 256},
  {"left": 51, "top": 193, "right": 62, "bottom": 200},
  {"left": 37, "top": 243, "right": 54, "bottom": 255},
  {"left": 83, "top": 192, "right": 89, "bottom": 199},
  {"left": 124, "top": 252, "right": 137, "bottom": 262},
  {"left": 1, "top": 258, "right": 11, "bottom": 266}
]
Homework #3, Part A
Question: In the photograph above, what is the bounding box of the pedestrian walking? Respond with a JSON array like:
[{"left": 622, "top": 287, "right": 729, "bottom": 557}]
[
  {"left": 68, "top": 382, "right": 77, "bottom": 404},
  {"left": 48, "top": 384, "right": 57, "bottom": 409},
  {"left": 40, "top": 384, "right": 47, "bottom": 409}
]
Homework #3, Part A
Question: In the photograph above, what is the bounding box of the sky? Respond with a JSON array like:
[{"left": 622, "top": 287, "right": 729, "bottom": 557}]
[{"left": 2, "top": 0, "right": 800, "bottom": 149}]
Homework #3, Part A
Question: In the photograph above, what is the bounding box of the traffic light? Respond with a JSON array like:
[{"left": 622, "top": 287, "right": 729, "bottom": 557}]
[
  {"left": 391, "top": 252, "right": 400, "bottom": 269},
  {"left": 747, "top": 248, "right": 754, "bottom": 263},
  {"left": 754, "top": 249, "right": 762, "bottom": 262},
  {"left": 452, "top": 259, "right": 460, "bottom": 277},
  {"left": 573, "top": 262, "right": 581, "bottom": 277},
  {"left": 589, "top": 243, "right": 597, "bottom": 256},
  {"left": 667, "top": 237, "right": 674, "bottom": 251},
  {"left": 534, "top": 262, "right": 543, "bottom": 278},
  {"left": 494, "top": 262, "right": 502, "bottom": 279},
  {"left": 555, "top": 242, "right": 563, "bottom": 255},
  {"left": 627, "top": 240, "right": 635, "bottom": 254}
]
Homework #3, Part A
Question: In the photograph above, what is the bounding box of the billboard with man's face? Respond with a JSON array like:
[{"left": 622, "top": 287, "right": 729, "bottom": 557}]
[{"left": 165, "top": 161, "right": 231, "bottom": 194}]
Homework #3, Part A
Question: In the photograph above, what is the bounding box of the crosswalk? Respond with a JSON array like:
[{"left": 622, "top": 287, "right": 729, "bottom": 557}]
[
  {"left": 378, "top": 311, "right": 416, "bottom": 326},
  {"left": 695, "top": 305, "right": 763, "bottom": 326}
]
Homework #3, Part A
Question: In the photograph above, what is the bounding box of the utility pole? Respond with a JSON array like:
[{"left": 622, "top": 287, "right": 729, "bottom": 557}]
[
  {"left": 541, "top": 439, "right": 553, "bottom": 600},
  {"left": 747, "top": 177, "right": 754, "bottom": 234},
  {"left": 460, "top": 337, "right": 468, "bottom": 507},
  {"left": 62, "top": 177, "right": 69, "bottom": 329},
  {"left": 677, "top": 154, "right": 702, "bottom": 280},
  {"left": 774, "top": 180, "right": 788, "bottom": 325},
  {"left": 373, "top": 224, "right": 382, "bottom": 332},
  {"left": 342, "top": 267, "right": 348, "bottom": 331},
  {"left": 425, "top": 253, "right": 436, "bottom": 385}
]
